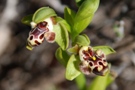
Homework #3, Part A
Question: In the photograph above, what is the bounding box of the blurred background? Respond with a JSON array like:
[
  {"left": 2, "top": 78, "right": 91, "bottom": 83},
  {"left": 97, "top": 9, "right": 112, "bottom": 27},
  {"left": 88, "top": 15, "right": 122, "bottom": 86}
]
[{"left": 0, "top": 0, "right": 135, "bottom": 90}]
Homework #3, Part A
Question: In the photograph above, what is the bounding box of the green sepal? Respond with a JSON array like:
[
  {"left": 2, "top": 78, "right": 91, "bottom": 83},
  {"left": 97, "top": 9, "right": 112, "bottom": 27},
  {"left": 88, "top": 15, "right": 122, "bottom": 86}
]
[
  {"left": 73, "top": 34, "right": 90, "bottom": 46},
  {"left": 21, "top": 14, "right": 33, "bottom": 26},
  {"left": 93, "top": 46, "right": 116, "bottom": 55},
  {"left": 55, "top": 47, "right": 70, "bottom": 67},
  {"left": 53, "top": 17, "right": 69, "bottom": 50},
  {"left": 66, "top": 55, "right": 81, "bottom": 80},
  {"left": 67, "top": 45, "right": 79, "bottom": 54},
  {"left": 56, "top": 17, "right": 71, "bottom": 32},
  {"left": 32, "top": 7, "right": 57, "bottom": 23}
]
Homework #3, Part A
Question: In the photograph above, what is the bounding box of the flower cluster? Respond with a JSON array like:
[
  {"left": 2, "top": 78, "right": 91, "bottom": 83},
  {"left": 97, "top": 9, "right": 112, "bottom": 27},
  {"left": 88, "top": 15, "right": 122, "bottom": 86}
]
[
  {"left": 79, "top": 46, "right": 109, "bottom": 76},
  {"left": 26, "top": 17, "right": 56, "bottom": 50},
  {"left": 22, "top": 5, "right": 115, "bottom": 81}
]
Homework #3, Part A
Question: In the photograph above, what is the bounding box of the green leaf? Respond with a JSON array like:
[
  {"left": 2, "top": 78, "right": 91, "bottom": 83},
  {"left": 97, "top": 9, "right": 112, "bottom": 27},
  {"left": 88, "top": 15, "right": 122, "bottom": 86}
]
[
  {"left": 64, "top": 7, "right": 76, "bottom": 27},
  {"left": 55, "top": 47, "right": 69, "bottom": 67},
  {"left": 21, "top": 14, "right": 33, "bottom": 26},
  {"left": 32, "top": 7, "right": 57, "bottom": 23},
  {"left": 75, "top": 74, "right": 86, "bottom": 90},
  {"left": 66, "top": 55, "right": 81, "bottom": 80},
  {"left": 53, "top": 18, "right": 69, "bottom": 50},
  {"left": 67, "top": 45, "right": 79, "bottom": 54},
  {"left": 73, "top": 15, "right": 94, "bottom": 39},
  {"left": 73, "top": 34, "right": 90, "bottom": 46},
  {"left": 72, "top": 0, "right": 99, "bottom": 38},
  {"left": 87, "top": 72, "right": 114, "bottom": 90},
  {"left": 93, "top": 46, "right": 116, "bottom": 55},
  {"left": 56, "top": 17, "right": 71, "bottom": 32},
  {"left": 75, "top": 0, "right": 99, "bottom": 22}
]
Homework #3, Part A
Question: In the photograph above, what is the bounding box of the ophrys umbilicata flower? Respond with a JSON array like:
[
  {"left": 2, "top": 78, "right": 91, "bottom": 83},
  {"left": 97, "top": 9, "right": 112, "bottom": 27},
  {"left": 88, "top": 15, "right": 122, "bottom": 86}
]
[
  {"left": 79, "top": 46, "right": 109, "bottom": 76},
  {"left": 26, "top": 17, "right": 56, "bottom": 50}
]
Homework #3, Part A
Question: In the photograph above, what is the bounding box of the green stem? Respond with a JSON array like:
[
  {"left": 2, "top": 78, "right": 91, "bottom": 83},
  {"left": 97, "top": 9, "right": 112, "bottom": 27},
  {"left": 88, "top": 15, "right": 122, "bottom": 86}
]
[{"left": 75, "top": 73, "right": 87, "bottom": 90}]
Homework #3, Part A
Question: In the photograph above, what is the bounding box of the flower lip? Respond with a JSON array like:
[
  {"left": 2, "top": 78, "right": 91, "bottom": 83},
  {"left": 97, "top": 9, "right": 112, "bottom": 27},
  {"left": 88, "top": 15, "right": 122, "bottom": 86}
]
[{"left": 26, "top": 21, "right": 49, "bottom": 50}]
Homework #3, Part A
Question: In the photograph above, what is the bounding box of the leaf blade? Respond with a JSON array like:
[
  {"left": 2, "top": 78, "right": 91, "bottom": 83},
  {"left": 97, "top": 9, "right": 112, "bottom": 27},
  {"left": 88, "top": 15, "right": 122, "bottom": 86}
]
[
  {"left": 75, "top": 0, "right": 99, "bottom": 22},
  {"left": 53, "top": 18, "right": 69, "bottom": 50},
  {"left": 73, "top": 14, "right": 94, "bottom": 39},
  {"left": 64, "top": 7, "right": 76, "bottom": 27},
  {"left": 66, "top": 55, "right": 81, "bottom": 80},
  {"left": 72, "top": 0, "right": 99, "bottom": 38},
  {"left": 55, "top": 47, "right": 69, "bottom": 67}
]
